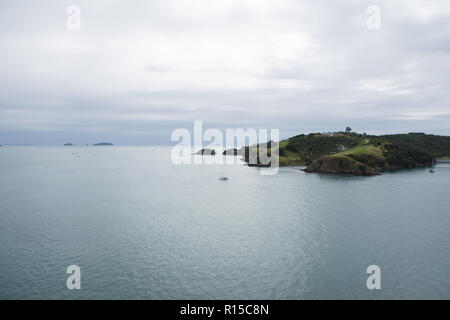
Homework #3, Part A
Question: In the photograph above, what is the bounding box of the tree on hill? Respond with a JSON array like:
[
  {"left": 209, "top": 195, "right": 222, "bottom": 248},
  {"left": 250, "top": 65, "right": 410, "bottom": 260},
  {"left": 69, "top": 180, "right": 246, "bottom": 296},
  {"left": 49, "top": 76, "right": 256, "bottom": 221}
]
[{"left": 345, "top": 127, "right": 352, "bottom": 133}]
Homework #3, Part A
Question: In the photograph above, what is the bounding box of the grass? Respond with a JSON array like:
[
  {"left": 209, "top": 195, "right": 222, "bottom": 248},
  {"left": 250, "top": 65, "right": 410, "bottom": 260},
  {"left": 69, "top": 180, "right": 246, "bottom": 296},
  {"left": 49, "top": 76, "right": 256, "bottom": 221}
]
[
  {"left": 278, "top": 156, "right": 306, "bottom": 166},
  {"left": 278, "top": 140, "right": 289, "bottom": 149},
  {"left": 335, "top": 145, "right": 384, "bottom": 158},
  {"left": 277, "top": 138, "right": 384, "bottom": 166}
]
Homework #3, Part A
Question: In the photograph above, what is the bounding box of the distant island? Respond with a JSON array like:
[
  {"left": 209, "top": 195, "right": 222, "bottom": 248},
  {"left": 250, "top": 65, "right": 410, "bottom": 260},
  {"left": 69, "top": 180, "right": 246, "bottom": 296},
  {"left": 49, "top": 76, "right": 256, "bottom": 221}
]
[
  {"left": 223, "top": 148, "right": 239, "bottom": 155},
  {"left": 93, "top": 142, "right": 114, "bottom": 146},
  {"left": 195, "top": 148, "right": 216, "bottom": 155},
  {"left": 64, "top": 143, "right": 73, "bottom": 146},
  {"left": 235, "top": 130, "right": 450, "bottom": 175}
]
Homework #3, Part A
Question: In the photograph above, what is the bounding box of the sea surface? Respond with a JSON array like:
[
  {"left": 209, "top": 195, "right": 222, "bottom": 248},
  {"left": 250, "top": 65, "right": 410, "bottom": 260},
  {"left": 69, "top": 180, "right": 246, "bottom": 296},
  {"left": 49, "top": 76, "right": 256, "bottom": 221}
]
[{"left": 0, "top": 146, "right": 449, "bottom": 299}]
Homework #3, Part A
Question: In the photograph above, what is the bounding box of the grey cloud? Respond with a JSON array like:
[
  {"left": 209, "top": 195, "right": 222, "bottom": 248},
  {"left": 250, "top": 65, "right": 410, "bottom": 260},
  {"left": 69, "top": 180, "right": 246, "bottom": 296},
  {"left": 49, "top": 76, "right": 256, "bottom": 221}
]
[{"left": 0, "top": 0, "right": 449, "bottom": 145}]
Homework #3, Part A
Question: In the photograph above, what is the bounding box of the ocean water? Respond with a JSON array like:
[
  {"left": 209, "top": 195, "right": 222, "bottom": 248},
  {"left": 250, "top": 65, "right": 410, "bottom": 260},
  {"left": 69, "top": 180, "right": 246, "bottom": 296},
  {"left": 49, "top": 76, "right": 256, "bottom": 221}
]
[{"left": 0, "top": 146, "right": 449, "bottom": 299}]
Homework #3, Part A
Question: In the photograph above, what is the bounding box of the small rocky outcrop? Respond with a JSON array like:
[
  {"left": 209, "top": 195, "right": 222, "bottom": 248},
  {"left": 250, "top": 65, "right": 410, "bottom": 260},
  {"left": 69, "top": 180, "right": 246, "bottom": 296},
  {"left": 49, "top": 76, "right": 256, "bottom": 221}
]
[
  {"left": 222, "top": 148, "right": 239, "bottom": 155},
  {"left": 195, "top": 148, "right": 216, "bottom": 155}
]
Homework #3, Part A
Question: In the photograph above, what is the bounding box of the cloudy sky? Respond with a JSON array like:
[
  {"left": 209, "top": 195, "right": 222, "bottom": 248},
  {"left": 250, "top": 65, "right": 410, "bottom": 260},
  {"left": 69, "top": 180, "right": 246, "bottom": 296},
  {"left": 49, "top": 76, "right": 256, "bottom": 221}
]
[{"left": 0, "top": 0, "right": 449, "bottom": 145}]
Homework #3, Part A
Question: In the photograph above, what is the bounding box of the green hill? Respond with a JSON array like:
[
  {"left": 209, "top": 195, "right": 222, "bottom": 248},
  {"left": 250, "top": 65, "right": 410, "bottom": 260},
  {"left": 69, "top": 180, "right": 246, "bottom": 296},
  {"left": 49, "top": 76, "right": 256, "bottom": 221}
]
[{"left": 240, "top": 132, "right": 450, "bottom": 175}]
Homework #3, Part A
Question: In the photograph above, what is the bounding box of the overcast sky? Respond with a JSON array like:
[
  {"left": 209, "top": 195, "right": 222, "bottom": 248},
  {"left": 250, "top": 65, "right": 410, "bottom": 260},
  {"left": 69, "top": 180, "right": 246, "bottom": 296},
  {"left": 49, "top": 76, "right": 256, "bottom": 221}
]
[{"left": 0, "top": 0, "right": 449, "bottom": 145}]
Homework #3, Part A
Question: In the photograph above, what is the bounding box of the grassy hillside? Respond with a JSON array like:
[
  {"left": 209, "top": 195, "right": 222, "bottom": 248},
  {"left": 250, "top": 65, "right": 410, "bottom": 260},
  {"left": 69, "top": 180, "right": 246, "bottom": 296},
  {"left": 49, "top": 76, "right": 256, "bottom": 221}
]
[{"left": 279, "top": 132, "right": 363, "bottom": 165}]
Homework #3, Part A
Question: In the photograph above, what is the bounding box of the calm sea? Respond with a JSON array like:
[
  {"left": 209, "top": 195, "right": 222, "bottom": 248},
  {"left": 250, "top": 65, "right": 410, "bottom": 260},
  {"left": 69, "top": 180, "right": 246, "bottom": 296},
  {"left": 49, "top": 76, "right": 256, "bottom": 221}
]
[{"left": 0, "top": 146, "right": 449, "bottom": 299}]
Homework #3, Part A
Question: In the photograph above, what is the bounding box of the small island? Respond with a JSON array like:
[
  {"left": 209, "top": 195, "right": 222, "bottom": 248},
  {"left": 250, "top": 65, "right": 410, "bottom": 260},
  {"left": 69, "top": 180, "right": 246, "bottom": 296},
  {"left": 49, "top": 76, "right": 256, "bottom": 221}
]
[
  {"left": 223, "top": 148, "right": 239, "bottom": 155},
  {"left": 93, "top": 142, "right": 114, "bottom": 146},
  {"left": 195, "top": 148, "right": 216, "bottom": 155},
  {"left": 64, "top": 143, "right": 74, "bottom": 146}
]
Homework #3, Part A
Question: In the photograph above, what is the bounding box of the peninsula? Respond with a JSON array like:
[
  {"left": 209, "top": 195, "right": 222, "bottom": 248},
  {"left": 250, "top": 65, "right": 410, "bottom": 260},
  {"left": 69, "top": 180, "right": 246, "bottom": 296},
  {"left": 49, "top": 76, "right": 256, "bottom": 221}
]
[{"left": 238, "top": 131, "right": 450, "bottom": 175}]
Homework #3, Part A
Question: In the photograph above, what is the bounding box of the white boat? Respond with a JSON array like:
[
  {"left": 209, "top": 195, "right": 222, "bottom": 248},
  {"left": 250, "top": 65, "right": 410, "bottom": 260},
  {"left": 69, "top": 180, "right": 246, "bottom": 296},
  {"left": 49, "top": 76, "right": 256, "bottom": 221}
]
[{"left": 219, "top": 175, "right": 230, "bottom": 181}]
